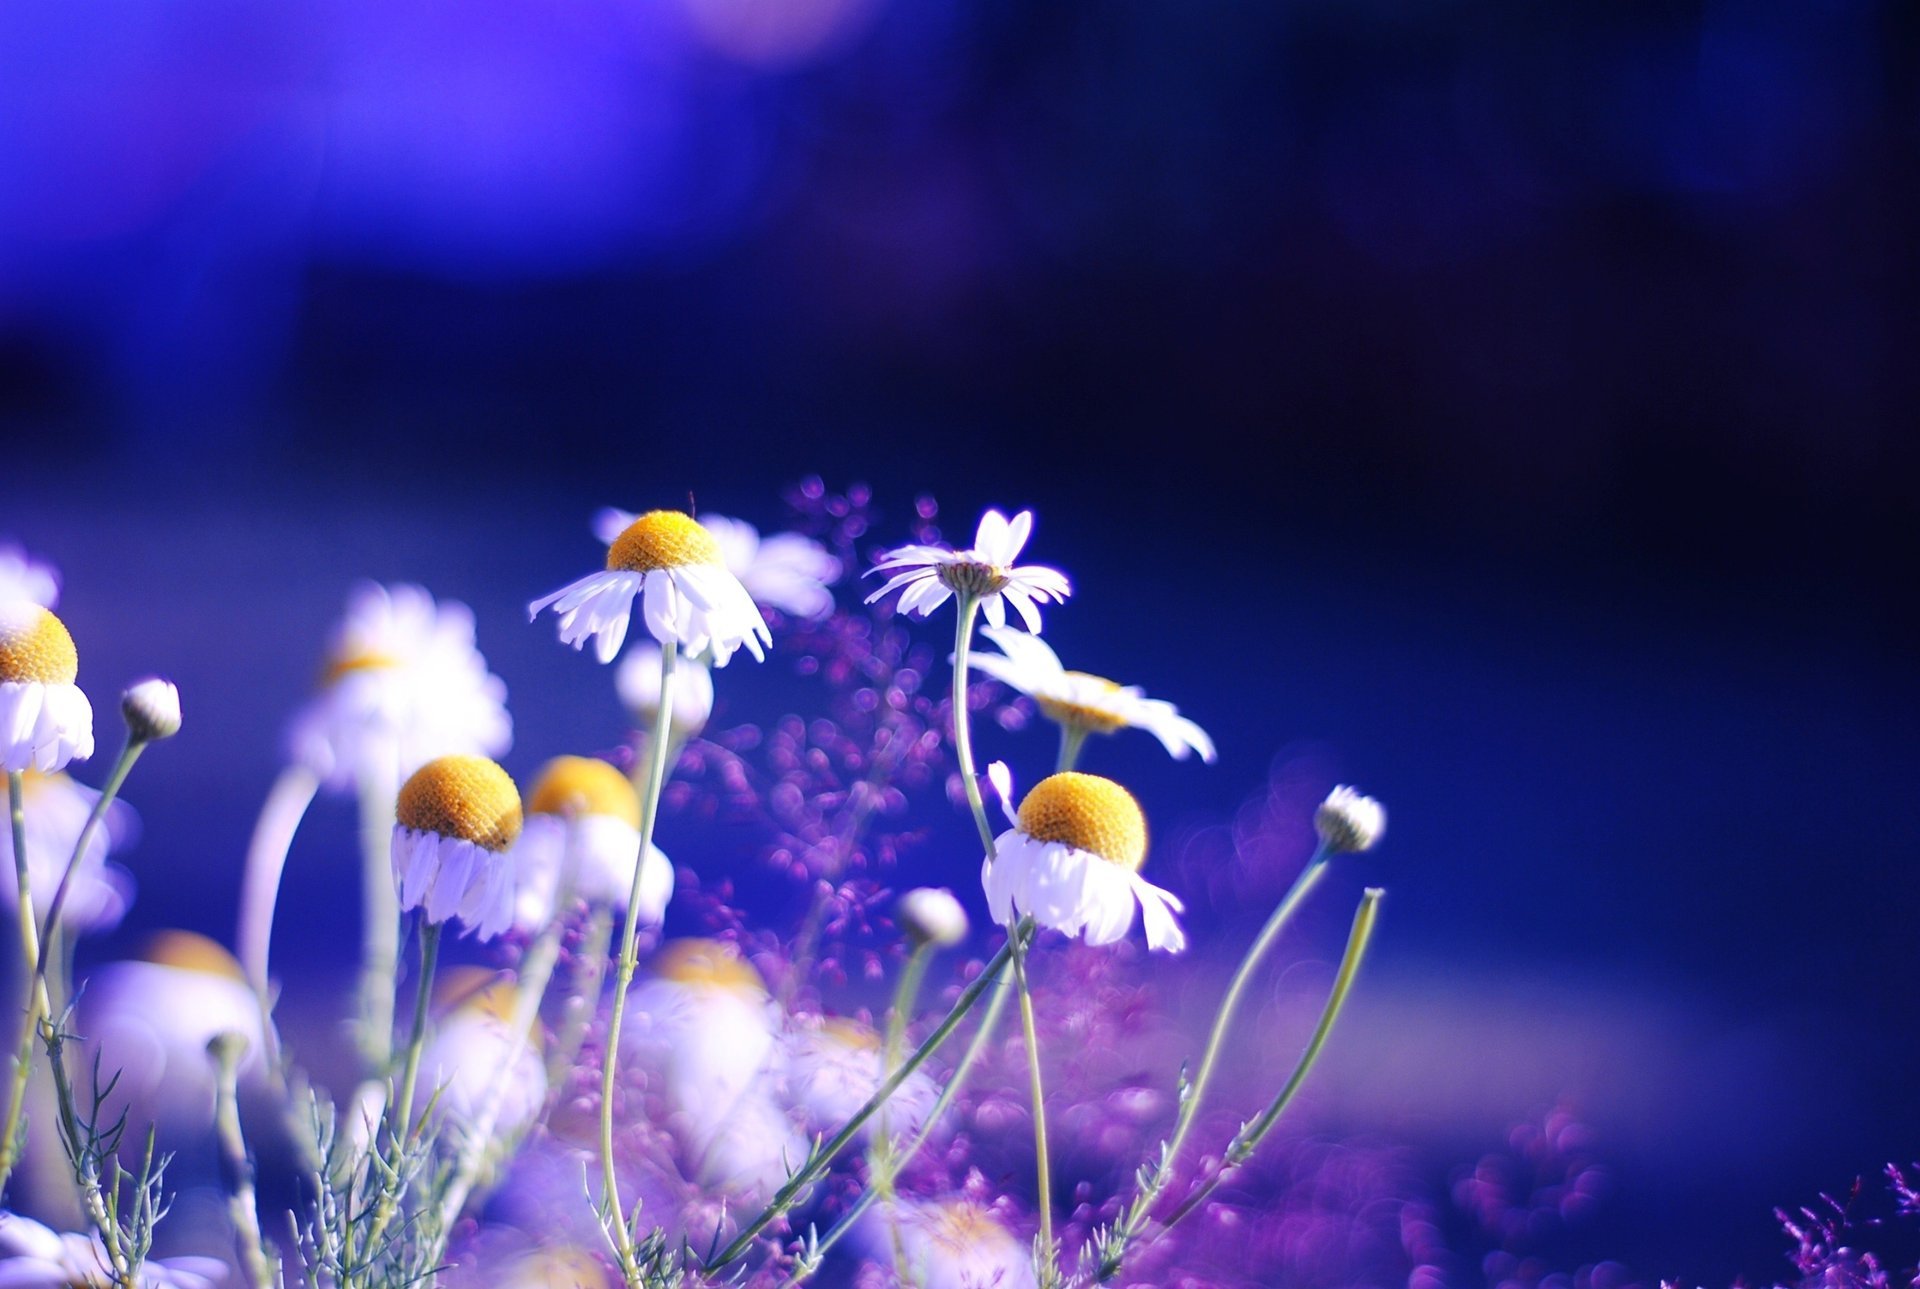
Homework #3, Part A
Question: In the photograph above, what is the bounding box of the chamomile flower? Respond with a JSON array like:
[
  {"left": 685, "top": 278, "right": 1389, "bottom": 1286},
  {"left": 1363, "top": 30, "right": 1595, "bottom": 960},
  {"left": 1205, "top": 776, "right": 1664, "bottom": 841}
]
[
  {"left": 865, "top": 508, "right": 1070, "bottom": 631},
  {"left": 288, "top": 583, "right": 511, "bottom": 790},
  {"left": 981, "top": 763, "right": 1186, "bottom": 953},
  {"left": 512, "top": 755, "right": 673, "bottom": 932},
  {"left": 391, "top": 755, "right": 523, "bottom": 941},
  {"left": 966, "top": 625, "right": 1215, "bottom": 762},
  {"left": 856, "top": 1196, "right": 1038, "bottom": 1289},
  {"left": 782, "top": 1016, "right": 937, "bottom": 1145},
  {"left": 0, "top": 602, "right": 93, "bottom": 774},
  {"left": 0, "top": 1211, "right": 226, "bottom": 1288},
  {"left": 0, "top": 543, "right": 58, "bottom": 609},
  {"left": 420, "top": 969, "right": 548, "bottom": 1146},
  {"left": 1315, "top": 785, "right": 1386, "bottom": 853},
  {"left": 0, "top": 770, "right": 135, "bottom": 936},
  {"left": 595, "top": 508, "right": 841, "bottom": 619},
  {"left": 531, "top": 509, "right": 772, "bottom": 667}
]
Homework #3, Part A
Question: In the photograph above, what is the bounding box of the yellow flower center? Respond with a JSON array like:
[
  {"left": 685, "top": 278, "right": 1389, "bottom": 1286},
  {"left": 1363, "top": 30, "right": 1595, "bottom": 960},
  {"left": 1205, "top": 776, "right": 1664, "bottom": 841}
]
[
  {"left": 654, "top": 938, "right": 767, "bottom": 996},
  {"left": 926, "top": 1199, "right": 1006, "bottom": 1251},
  {"left": 141, "top": 930, "right": 248, "bottom": 982},
  {"left": 820, "top": 1017, "right": 882, "bottom": 1052},
  {"left": 319, "top": 649, "right": 401, "bottom": 689},
  {"left": 0, "top": 604, "right": 77, "bottom": 685},
  {"left": 527, "top": 755, "right": 641, "bottom": 827},
  {"left": 606, "top": 510, "right": 722, "bottom": 573},
  {"left": 434, "top": 967, "right": 535, "bottom": 1038},
  {"left": 1036, "top": 672, "right": 1129, "bottom": 735},
  {"left": 1016, "top": 772, "right": 1148, "bottom": 870},
  {"left": 396, "top": 755, "right": 523, "bottom": 851}
]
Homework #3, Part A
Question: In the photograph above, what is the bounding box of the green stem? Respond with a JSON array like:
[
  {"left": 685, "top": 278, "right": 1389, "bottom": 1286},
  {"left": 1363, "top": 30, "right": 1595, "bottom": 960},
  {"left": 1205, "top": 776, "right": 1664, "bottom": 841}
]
[
  {"left": 1099, "top": 847, "right": 1330, "bottom": 1279},
  {"left": 949, "top": 595, "right": 997, "bottom": 861},
  {"left": 707, "top": 928, "right": 1023, "bottom": 1272},
  {"left": 1012, "top": 934, "right": 1054, "bottom": 1277},
  {"left": 0, "top": 770, "right": 52, "bottom": 1200},
  {"left": 546, "top": 905, "right": 613, "bottom": 1102},
  {"left": 209, "top": 1033, "right": 276, "bottom": 1289},
  {"left": 600, "top": 640, "right": 677, "bottom": 1285},
  {"left": 872, "top": 942, "right": 934, "bottom": 1281},
  {"left": 36, "top": 738, "right": 146, "bottom": 976},
  {"left": 41, "top": 1017, "right": 136, "bottom": 1286},
  {"left": 356, "top": 758, "right": 401, "bottom": 1076},
  {"left": 391, "top": 921, "right": 441, "bottom": 1145},
  {"left": 1055, "top": 724, "right": 1089, "bottom": 774},
  {"left": 1148, "top": 889, "right": 1383, "bottom": 1245}
]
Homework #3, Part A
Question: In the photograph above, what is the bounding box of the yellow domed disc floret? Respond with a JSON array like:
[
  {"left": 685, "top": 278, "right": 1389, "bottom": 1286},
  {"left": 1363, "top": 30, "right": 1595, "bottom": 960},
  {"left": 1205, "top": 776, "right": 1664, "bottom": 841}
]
[
  {"left": 1036, "top": 671, "right": 1130, "bottom": 735},
  {"left": 141, "top": 930, "right": 248, "bottom": 982},
  {"left": 397, "top": 755, "right": 523, "bottom": 851},
  {"left": 654, "top": 938, "right": 767, "bottom": 995},
  {"left": 606, "top": 510, "right": 722, "bottom": 574},
  {"left": 1017, "top": 771, "right": 1148, "bottom": 871},
  {"left": 527, "top": 755, "right": 641, "bottom": 827},
  {"left": 0, "top": 604, "right": 78, "bottom": 686},
  {"left": 435, "top": 966, "right": 521, "bottom": 1023}
]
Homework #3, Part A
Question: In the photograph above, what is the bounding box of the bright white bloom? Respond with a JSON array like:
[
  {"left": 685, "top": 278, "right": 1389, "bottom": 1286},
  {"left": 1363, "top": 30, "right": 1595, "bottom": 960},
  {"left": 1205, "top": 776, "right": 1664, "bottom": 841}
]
[
  {"left": 782, "top": 1017, "right": 936, "bottom": 1145},
  {"left": 420, "top": 970, "right": 548, "bottom": 1146},
  {"left": 120, "top": 677, "right": 182, "bottom": 743},
  {"left": 512, "top": 755, "right": 673, "bottom": 932},
  {"left": 77, "top": 931, "right": 265, "bottom": 1134},
  {"left": 1315, "top": 785, "right": 1386, "bottom": 854},
  {"left": 897, "top": 886, "right": 969, "bottom": 949},
  {"left": 967, "top": 625, "right": 1215, "bottom": 762},
  {"left": 865, "top": 508, "right": 1070, "bottom": 631},
  {"left": 0, "top": 603, "right": 93, "bottom": 774},
  {"left": 0, "top": 770, "right": 135, "bottom": 936},
  {"left": 621, "top": 939, "right": 804, "bottom": 1197},
  {"left": 0, "top": 1211, "right": 226, "bottom": 1288},
  {"left": 982, "top": 762, "right": 1185, "bottom": 953},
  {"left": 856, "top": 1196, "right": 1037, "bottom": 1289},
  {"left": 531, "top": 510, "right": 771, "bottom": 667},
  {"left": 288, "top": 583, "right": 511, "bottom": 790},
  {"left": 616, "top": 643, "right": 715, "bottom": 737},
  {"left": 596, "top": 508, "right": 841, "bottom": 619},
  {"left": 0, "top": 544, "right": 58, "bottom": 609},
  {"left": 391, "top": 755, "right": 523, "bottom": 940}
]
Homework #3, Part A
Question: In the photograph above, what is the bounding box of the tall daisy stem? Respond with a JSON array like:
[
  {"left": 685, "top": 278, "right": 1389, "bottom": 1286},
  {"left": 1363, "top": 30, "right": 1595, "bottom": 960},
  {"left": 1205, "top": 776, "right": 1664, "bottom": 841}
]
[
  {"left": 949, "top": 594, "right": 996, "bottom": 860},
  {"left": 237, "top": 763, "right": 320, "bottom": 1048},
  {"left": 1056, "top": 724, "right": 1089, "bottom": 774},
  {"left": 209, "top": 1032, "right": 275, "bottom": 1289},
  {"left": 391, "top": 921, "right": 441, "bottom": 1145},
  {"left": 600, "top": 640, "right": 677, "bottom": 1285},
  {"left": 873, "top": 941, "right": 934, "bottom": 1280},
  {"left": 0, "top": 770, "right": 44, "bottom": 1199},
  {"left": 1012, "top": 935, "right": 1054, "bottom": 1276},
  {"left": 356, "top": 758, "right": 401, "bottom": 1075},
  {"left": 34, "top": 737, "right": 146, "bottom": 981}
]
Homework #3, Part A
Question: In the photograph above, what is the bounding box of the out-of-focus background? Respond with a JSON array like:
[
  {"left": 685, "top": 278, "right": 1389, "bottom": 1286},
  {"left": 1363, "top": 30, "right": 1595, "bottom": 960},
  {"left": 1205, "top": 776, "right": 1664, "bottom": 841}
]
[{"left": 2, "top": 1, "right": 1916, "bottom": 1281}]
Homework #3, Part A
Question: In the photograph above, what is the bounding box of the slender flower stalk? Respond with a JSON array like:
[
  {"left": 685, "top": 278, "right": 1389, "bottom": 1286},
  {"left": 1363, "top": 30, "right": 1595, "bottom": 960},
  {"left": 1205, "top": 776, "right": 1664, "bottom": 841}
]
[
  {"left": 33, "top": 736, "right": 146, "bottom": 979},
  {"left": 1012, "top": 937, "right": 1054, "bottom": 1277},
  {"left": 0, "top": 770, "right": 44, "bottom": 1199},
  {"left": 1100, "top": 844, "right": 1331, "bottom": 1275},
  {"left": 391, "top": 921, "right": 442, "bottom": 1148},
  {"left": 209, "top": 1032, "right": 276, "bottom": 1289},
  {"left": 1056, "top": 723, "right": 1088, "bottom": 774},
  {"left": 546, "top": 905, "right": 613, "bottom": 1100},
  {"left": 236, "top": 764, "right": 321, "bottom": 1025},
  {"left": 356, "top": 758, "right": 401, "bottom": 1075},
  {"left": 870, "top": 940, "right": 935, "bottom": 1277},
  {"left": 949, "top": 593, "right": 997, "bottom": 860},
  {"left": 599, "top": 640, "right": 678, "bottom": 1284}
]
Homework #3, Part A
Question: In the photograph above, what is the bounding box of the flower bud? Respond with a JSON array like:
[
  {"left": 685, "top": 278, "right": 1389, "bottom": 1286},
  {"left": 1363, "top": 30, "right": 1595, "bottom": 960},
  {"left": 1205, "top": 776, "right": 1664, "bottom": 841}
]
[
  {"left": 121, "top": 677, "right": 181, "bottom": 743},
  {"left": 897, "top": 887, "right": 969, "bottom": 949},
  {"left": 1314, "top": 785, "right": 1385, "bottom": 854}
]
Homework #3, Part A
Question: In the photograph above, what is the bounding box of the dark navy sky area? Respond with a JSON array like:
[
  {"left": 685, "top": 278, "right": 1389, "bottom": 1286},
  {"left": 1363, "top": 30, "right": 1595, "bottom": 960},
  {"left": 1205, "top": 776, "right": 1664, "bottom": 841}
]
[{"left": 3, "top": 1, "right": 1917, "bottom": 1281}]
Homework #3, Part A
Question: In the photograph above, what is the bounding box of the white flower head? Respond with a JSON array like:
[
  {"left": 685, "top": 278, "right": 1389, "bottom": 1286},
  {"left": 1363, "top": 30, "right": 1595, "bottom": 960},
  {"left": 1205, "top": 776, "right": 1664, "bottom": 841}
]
[
  {"left": 897, "top": 886, "right": 969, "bottom": 949},
  {"left": 420, "top": 969, "right": 548, "bottom": 1145},
  {"left": 0, "top": 1210, "right": 226, "bottom": 1288},
  {"left": 865, "top": 508, "right": 1070, "bottom": 632},
  {"left": 532, "top": 510, "right": 771, "bottom": 666},
  {"left": 981, "top": 762, "right": 1185, "bottom": 953},
  {"left": 121, "top": 676, "right": 182, "bottom": 743},
  {"left": 1315, "top": 785, "right": 1386, "bottom": 854},
  {"left": 596, "top": 508, "right": 841, "bottom": 619},
  {"left": 0, "top": 770, "right": 136, "bottom": 936},
  {"left": 0, "top": 602, "right": 93, "bottom": 775},
  {"left": 782, "top": 1016, "right": 936, "bottom": 1146},
  {"left": 855, "top": 1196, "right": 1038, "bottom": 1289},
  {"left": 512, "top": 755, "right": 673, "bottom": 932},
  {"left": 390, "top": 755, "right": 523, "bottom": 941},
  {"left": 0, "top": 543, "right": 59, "bottom": 610},
  {"left": 289, "top": 583, "right": 511, "bottom": 790},
  {"left": 967, "top": 625, "right": 1215, "bottom": 762},
  {"left": 616, "top": 643, "right": 715, "bottom": 738}
]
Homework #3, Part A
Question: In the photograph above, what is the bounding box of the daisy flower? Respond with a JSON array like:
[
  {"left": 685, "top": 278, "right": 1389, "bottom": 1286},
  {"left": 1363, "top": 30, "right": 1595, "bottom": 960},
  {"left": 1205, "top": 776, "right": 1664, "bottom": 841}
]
[
  {"left": 512, "top": 755, "right": 673, "bottom": 933},
  {"left": 288, "top": 583, "right": 511, "bottom": 790},
  {"left": 855, "top": 1196, "right": 1038, "bottom": 1289},
  {"left": 966, "top": 625, "right": 1216, "bottom": 762},
  {"left": 0, "top": 543, "right": 58, "bottom": 609},
  {"left": 0, "top": 602, "right": 93, "bottom": 774},
  {"left": 982, "top": 762, "right": 1186, "bottom": 953},
  {"left": 0, "top": 770, "right": 135, "bottom": 936},
  {"left": 419, "top": 969, "right": 548, "bottom": 1146},
  {"left": 595, "top": 507, "right": 841, "bottom": 619},
  {"left": 391, "top": 755, "right": 523, "bottom": 941},
  {"left": 1315, "top": 784, "right": 1386, "bottom": 853},
  {"left": 896, "top": 886, "right": 969, "bottom": 949},
  {"left": 0, "top": 1211, "right": 225, "bottom": 1288},
  {"left": 864, "top": 508, "right": 1070, "bottom": 631},
  {"left": 531, "top": 509, "right": 772, "bottom": 667},
  {"left": 782, "top": 1016, "right": 937, "bottom": 1146}
]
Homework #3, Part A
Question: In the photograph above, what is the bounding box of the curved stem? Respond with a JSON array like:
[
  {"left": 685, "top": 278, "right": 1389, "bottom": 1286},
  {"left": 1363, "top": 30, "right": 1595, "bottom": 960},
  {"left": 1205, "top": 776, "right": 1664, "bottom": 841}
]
[
  {"left": 1012, "top": 935, "right": 1054, "bottom": 1276},
  {"left": 36, "top": 738, "right": 145, "bottom": 977},
  {"left": 600, "top": 640, "right": 677, "bottom": 1284},
  {"left": 949, "top": 595, "right": 997, "bottom": 862},
  {"left": 237, "top": 763, "right": 320, "bottom": 1035}
]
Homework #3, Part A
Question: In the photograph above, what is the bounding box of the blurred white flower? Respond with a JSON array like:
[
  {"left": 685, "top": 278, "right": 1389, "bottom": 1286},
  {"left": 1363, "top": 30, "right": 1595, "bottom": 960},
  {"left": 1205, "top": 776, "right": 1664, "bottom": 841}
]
[
  {"left": 615, "top": 643, "right": 715, "bottom": 738},
  {"left": 966, "top": 625, "right": 1215, "bottom": 762},
  {"left": 865, "top": 508, "right": 1070, "bottom": 632},
  {"left": 420, "top": 970, "right": 548, "bottom": 1147},
  {"left": 982, "top": 763, "right": 1185, "bottom": 953},
  {"left": 391, "top": 755, "right": 523, "bottom": 941},
  {"left": 596, "top": 508, "right": 840, "bottom": 619},
  {"left": 896, "top": 886, "right": 969, "bottom": 949},
  {"left": 531, "top": 510, "right": 770, "bottom": 666},
  {"left": 0, "top": 543, "right": 58, "bottom": 610},
  {"left": 783, "top": 1016, "right": 936, "bottom": 1146},
  {"left": 289, "top": 583, "right": 511, "bottom": 790},
  {"left": 856, "top": 1195, "right": 1037, "bottom": 1289},
  {"left": 0, "top": 1210, "right": 226, "bottom": 1288},
  {"left": 1315, "top": 785, "right": 1386, "bottom": 854},
  {"left": 0, "top": 603, "right": 94, "bottom": 775},
  {"left": 0, "top": 770, "right": 135, "bottom": 936},
  {"left": 512, "top": 755, "right": 672, "bottom": 933}
]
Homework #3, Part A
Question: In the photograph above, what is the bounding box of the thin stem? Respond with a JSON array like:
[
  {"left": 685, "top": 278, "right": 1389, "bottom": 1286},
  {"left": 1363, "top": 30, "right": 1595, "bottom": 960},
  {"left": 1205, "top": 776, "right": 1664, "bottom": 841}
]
[
  {"left": 872, "top": 942, "right": 934, "bottom": 1281},
  {"left": 237, "top": 764, "right": 320, "bottom": 1036},
  {"left": 1099, "top": 847, "right": 1330, "bottom": 1280},
  {"left": 949, "top": 594, "right": 997, "bottom": 861},
  {"left": 1055, "top": 723, "right": 1089, "bottom": 774},
  {"left": 41, "top": 1016, "right": 135, "bottom": 1286},
  {"left": 391, "top": 921, "right": 441, "bottom": 1147},
  {"left": 600, "top": 640, "right": 678, "bottom": 1284},
  {"left": 36, "top": 738, "right": 146, "bottom": 976},
  {"left": 210, "top": 1033, "right": 276, "bottom": 1289},
  {"left": 355, "top": 758, "right": 401, "bottom": 1076},
  {"left": 0, "top": 770, "right": 50, "bottom": 1199},
  {"left": 545, "top": 905, "right": 613, "bottom": 1100},
  {"left": 1149, "top": 889, "right": 1383, "bottom": 1243},
  {"left": 707, "top": 929, "right": 1023, "bottom": 1272},
  {"left": 1012, "top": 935, "right": 1054, "bottom": 1276}
]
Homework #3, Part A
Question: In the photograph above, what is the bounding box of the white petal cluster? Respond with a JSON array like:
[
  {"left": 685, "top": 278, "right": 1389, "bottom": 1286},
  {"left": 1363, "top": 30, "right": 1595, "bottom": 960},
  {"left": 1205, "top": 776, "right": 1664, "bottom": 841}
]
[
  {"left": 0, "top": 543, "right": 58, "bottom": 610},
  {"left": 0, "top": 1211, "right": 226, "bottom": 1288},
  {"left": 393, "top": 827, "right": 517, "bottom": 940},
  {"left": 1315, "top": 785, "right": 1387, "bottom": 853},
  {"left": 616, "top": 643, "right": 715, "bottom": 736},
  {"left": 855, "top": 1196, "right": 1038, "bottom": 1289},
  {"left": 781, "top": 1018, "right": 937, "bottom": 1146},
  {"left": 511, "top": 813, "right": 673, "bottom": 933},
  {"left": 866, "top": 508, "right": 1070, "bottom": 631},
  {"left": 419, "top": 982, "right": 549, "bottom": 1147},
  {"left": 0, "top": 771, "right": 135, "bottom": 936},
  {"left": 596, "top": 508, "right": 841, "bottom": 619}
]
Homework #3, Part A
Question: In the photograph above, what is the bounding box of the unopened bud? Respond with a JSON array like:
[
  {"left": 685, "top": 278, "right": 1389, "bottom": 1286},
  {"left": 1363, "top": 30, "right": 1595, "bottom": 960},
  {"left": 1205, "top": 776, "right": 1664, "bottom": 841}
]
[
  {"left": 121, "top": 677, "right": 181, "bottom": 743},
  {"left": 1314, "top": 786, "right": 1385, "bottom": 854},
  {"left": 897, "top": 887, "right": 969, "bottom": 949}
]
